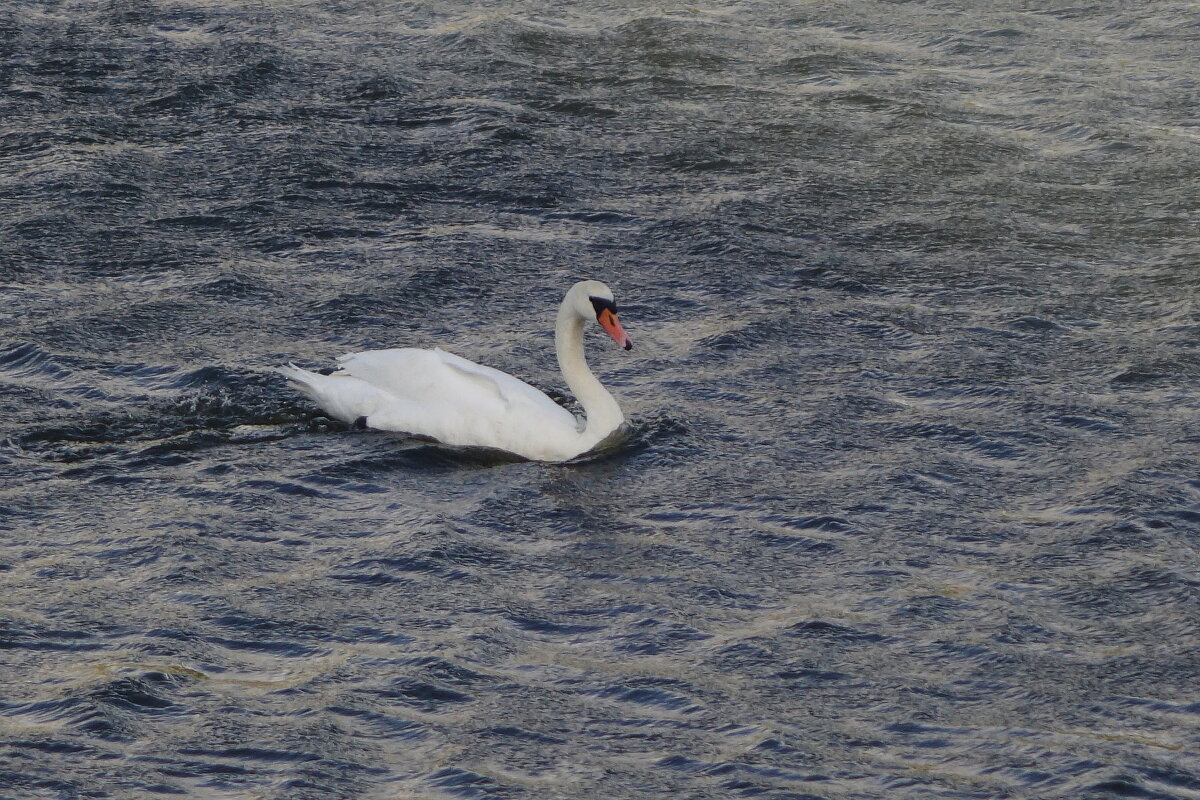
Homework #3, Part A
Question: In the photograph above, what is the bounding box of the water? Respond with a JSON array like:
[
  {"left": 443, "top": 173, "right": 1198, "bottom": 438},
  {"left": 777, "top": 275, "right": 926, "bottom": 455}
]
[{"left": 2, "top": 1, "right": 1198, "bottom": 798}]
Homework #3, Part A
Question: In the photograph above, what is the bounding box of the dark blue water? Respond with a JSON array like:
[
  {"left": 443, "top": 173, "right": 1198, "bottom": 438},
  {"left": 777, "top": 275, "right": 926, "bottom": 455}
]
[{"left": 2, "top": 2, "right": 1198, "bottom": 798}]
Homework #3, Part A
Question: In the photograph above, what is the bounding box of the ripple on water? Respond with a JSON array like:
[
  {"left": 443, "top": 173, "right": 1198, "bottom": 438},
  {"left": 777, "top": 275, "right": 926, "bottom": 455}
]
[
  {"left": 589, "top": 681, "right": 704, "bottom": 715},
  {"left": 328, "top": 706, "right": 428, "bottom": 741},
  {"left": 2, "top": 674, "right": 186, "bottom": 743},
  {"left": 376, "top": 679, "right": 473, "bottom": 714}
]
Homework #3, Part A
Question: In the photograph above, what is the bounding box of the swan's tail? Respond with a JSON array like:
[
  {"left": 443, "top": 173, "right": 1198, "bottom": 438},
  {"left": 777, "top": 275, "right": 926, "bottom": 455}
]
[
  {"left": 276, "top": 363, "right": 326, "bottom": 405},
  {"left": 276, "top": 363, "right": 380, "bottom": 427}
]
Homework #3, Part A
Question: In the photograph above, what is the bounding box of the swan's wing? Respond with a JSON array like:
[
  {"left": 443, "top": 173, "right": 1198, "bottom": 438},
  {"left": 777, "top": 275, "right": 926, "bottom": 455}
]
[
  {"left": 438, "top": 357, "right": 518, "bottom": 407},
  {"left": 334, "top": 348, "right": 461, "bottom": 403},
  {"left": 334, "top": 347, "right": 578, "bottom": 432},
  {"left": 428, "top": 348, "right": 576, "bottom": 422}
]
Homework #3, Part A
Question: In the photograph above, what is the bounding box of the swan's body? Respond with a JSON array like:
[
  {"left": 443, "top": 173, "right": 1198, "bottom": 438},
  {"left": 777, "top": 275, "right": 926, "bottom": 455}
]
[{"left": 278, "top": 280, "right": 632, "bottom": 461}]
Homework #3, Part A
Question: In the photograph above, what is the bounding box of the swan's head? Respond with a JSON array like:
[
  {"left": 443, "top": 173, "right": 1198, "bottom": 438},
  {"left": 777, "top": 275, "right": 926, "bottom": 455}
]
[{"left": 570, "top": 280, "right": 632, "bottom": 351}]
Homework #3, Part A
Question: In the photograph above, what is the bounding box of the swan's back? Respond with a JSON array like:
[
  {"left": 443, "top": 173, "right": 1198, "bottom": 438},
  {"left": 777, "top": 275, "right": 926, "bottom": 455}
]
[{"left": 285, "top": 347, "right": 585, "bottom": 460}]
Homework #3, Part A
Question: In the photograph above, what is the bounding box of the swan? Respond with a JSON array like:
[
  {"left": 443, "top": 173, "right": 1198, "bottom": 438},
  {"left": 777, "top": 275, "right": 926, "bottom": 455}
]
[{"left": 277, "top": 280, "right": 633, "bottom": 461}]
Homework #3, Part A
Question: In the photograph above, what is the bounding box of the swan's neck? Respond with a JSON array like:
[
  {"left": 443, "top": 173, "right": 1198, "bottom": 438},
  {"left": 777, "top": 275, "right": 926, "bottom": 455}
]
[{"left": 556, "top": 300, "right": 624, "bottom": 447}]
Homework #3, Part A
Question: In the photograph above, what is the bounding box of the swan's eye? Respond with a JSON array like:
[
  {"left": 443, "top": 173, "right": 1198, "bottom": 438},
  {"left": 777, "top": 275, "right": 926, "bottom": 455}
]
[{"left": 590, "top": 296, "right": 617, "bottom": 319}]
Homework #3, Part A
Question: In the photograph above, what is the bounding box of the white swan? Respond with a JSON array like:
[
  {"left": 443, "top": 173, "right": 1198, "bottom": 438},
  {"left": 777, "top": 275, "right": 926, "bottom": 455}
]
[{"left": 278, "top": 280, "right": 633, "bottom": 461}]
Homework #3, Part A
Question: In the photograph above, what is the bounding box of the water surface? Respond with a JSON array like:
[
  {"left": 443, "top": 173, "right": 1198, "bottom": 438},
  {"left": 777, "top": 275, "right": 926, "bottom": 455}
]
[{"left": 2, "top": 1, "right": 1198, "bottom": 798}]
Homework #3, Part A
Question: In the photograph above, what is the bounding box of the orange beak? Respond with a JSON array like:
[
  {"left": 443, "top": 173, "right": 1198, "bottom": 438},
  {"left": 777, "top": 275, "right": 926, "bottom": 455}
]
[{"left": 597, "top": 308, "right": 632, "bottom": 350}]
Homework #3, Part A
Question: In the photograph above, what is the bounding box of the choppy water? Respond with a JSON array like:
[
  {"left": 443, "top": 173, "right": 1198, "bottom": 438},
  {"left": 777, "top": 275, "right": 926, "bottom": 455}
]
[{"left": 2, "top": 1, "right": 1198, "bottom": 798}]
